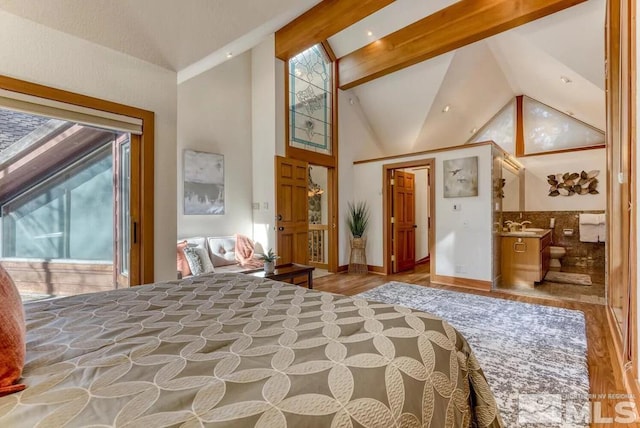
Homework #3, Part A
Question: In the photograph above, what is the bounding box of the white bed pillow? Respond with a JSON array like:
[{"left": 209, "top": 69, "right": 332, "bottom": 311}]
[{"left": 183, "top": 246, "right": 215, "bottom": 276}]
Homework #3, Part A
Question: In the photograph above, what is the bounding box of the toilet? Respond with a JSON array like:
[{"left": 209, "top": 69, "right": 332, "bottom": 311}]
[{"left": 549, "top": 246, "right": 566, "bottom": 268}]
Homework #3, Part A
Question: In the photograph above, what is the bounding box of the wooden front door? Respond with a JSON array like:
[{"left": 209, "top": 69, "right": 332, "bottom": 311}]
[
  {"left": 276, "top": 156, "right": 309, "bottom": 265},
  {"left": 393, "top": 170, "right": 416, "bottom": 273}
]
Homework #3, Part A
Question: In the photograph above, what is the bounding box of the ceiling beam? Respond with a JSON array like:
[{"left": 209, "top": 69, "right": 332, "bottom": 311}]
[
  {"left": 338, "top": 0, "right": 587, "bottom": 90},
  {"left": 275, "top": 0, "right": 395, "bottom": 60}
]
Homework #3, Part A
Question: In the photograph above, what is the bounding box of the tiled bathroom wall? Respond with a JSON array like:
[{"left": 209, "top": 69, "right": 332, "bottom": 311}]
[{"left": 502, "top": 210, "right": 606, "bottom": 267}]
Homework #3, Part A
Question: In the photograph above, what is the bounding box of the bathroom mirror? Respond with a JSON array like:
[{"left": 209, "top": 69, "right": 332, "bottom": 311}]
[{"left": 502, "top": 163, "right": 524, "bottom": 212}]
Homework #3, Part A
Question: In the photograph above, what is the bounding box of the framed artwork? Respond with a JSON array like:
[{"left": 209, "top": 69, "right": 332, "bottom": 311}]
[
  {"left": 183, "top": 150, "right": 224, "bottom": 215},
  {"left": 443, "top": 156, "right": 479, "bottom": 198}
]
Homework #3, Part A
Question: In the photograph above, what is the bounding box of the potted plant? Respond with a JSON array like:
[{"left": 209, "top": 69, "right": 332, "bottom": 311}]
[
  {"left": 259, "top": 248, "right": 279, "bottom": 274},
  {"left": 347, "top": 201, "right": 369, "bottom": 273}
]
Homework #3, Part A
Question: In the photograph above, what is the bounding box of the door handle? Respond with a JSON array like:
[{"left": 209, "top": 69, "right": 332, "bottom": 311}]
[
  {"left": 278, "top": 227, "right": 284, "bottom": 231},
  {"left": 277, "top": 214, "right": 283, "bottom": 221},
  {"left": 413, "top": 225, "right": 418, "bottom": 228}
]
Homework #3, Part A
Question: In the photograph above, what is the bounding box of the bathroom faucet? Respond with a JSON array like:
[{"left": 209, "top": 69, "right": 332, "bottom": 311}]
[
  {"left": 521, "top": 221, "right": 532, "bottom": 230},
  {"left": 505, "top": 220, "right": 522, "bottom": 232}
]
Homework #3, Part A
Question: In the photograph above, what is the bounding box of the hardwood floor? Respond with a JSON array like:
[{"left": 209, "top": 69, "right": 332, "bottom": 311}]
[{"left": 314, "top": 266, "right": 638, "bottom": 427}]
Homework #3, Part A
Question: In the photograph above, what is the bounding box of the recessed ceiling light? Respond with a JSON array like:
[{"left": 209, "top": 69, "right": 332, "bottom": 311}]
[
  {"left": 367, "top": 30, "right": 373, "bottom": 37},
  {"left": 560, "top": 76, "right": 572, "bottom": 84},
  {"left": 226, "top": 52, "right": 233, "bottom": 58},
  {"left": 471, "top": 128, "right": 477, "bottom": 134},
  {"left": 442, "top": 105, "right": 451, "bottom": 113}
]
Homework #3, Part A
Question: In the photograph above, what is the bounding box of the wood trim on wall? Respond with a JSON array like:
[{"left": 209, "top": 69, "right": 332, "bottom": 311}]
[
  {"left": 0, "top": 75, "right": 155, "bottom": 285},
  {"left": 367, "top": 265, "right": 386, "bottom": 274},
  {"left": 431, "top": 274, "right": 492, "bottom": 291},
  {"left": 515, "top": 95, "right": 525, "bottom": 157},
  {"left": 517, "top": 144, "right": 607, "bottom": 158},
  {"left": 275, "top": 0, "right": 394, "bottom": 60},
  {"left": 354, "top": 141, "right": 498, "bottom": 165},
  {"left": 382, "top": 158, "right": 436, "bottom": 278},
  {"left": 605, "top": 0, "right": 638, "bottom": 401}
]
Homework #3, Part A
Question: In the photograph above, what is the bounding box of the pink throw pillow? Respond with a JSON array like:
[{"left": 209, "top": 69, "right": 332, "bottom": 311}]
[
  {"left": 0, "top": 265, "right": 26, "bottom": 396},
  {"left": 177, "top": 241, "right": 192, "bottom": 277}
]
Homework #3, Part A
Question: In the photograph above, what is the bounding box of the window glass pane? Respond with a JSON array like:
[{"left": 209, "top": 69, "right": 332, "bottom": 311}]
[
  {"left": 523, "top": 96, "right": 604, "bottom": 154},
  {"left": 289, "top": 44, "right": 332, "bottom": 156},
  {"left": 2, "top": 144, "right": 114, "bottom": 261},
  {"left": 470, "top": 100, "right": 516, "bottom": 154}
]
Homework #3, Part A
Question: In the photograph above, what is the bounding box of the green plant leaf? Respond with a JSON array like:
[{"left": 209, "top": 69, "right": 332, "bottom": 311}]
[{"left": 346, "top": 201, "right": 370, "bottom": 238}]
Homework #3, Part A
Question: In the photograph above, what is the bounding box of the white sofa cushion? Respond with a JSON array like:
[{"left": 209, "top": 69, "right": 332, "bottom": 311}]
[{"left": 207, "top": 236, "right": 237, "bottom": 267}]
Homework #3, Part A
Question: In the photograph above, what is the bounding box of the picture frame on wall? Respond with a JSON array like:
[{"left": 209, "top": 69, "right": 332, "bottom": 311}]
[
  {"left": 443, "top": 156, "right": 479, "bottom": 198},
  {"left": 183, "top": 150, "right": 225, "bottom": 215}
]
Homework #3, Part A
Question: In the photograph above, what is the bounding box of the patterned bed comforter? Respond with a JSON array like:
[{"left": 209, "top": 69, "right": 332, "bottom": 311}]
[{"left": 0, "top": 273, "right": 502, "bottom": 427}]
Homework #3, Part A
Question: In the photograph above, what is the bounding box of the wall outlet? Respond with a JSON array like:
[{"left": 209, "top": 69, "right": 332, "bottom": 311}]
[
  {"left": 453, "top": 203, "right": 462, "bottom": 211},
  {"left": 455, "top": 264, "right": 467, "bottom": 274},
  {"left": 262, "top": 202, "right": 269, "bottom": 210}
]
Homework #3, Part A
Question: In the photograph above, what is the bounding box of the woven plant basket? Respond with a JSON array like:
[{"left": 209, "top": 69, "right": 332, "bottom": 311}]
[{"left": 349, "top": 237, "right": 368, "bottom": 274}]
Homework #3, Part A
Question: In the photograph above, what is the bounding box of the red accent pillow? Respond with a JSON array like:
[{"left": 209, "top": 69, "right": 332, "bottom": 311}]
[
  {"left": 177, "top": 241, "right": 192, "bottom": 277},
  {"left": 0, "top": 265, "right": 26, "bottom": 397}
]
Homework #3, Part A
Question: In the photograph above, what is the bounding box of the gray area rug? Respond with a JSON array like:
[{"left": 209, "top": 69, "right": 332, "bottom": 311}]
[
  {"left": 358, "top": 282, "right": 589, "bottom": 427},
  {"left": 544, "top": 271, "right": 592, "bottom": 286}
]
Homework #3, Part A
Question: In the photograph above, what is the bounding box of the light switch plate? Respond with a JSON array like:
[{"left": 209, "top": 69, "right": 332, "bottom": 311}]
[
  {"left": 252, "top": 203, "right": 260, "bottom": 210},
  {"left": 453, "top": 203, "right": 462, "bottom": 211}
]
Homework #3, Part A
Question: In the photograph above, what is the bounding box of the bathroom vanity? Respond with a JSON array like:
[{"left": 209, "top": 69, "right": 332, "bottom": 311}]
[{"left": 501, "top": 229, "right": 552, "bottom": 287}]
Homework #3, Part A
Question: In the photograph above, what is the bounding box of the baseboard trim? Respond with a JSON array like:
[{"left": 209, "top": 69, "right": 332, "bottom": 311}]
[
  {"left": 367, "top": 265, "right": 385, "bottom": 275},
  {"left": 431, "top": 274, "right": 492, "bottom": 291},
  {"left": 416, "top": 256, "right": 430, "bottom": 265},
  {"left": 337, "top": 264, "right": 385, "bottom": 274},
  {"left": 606, "top": 305, "right": 640, "bottom": 408}
]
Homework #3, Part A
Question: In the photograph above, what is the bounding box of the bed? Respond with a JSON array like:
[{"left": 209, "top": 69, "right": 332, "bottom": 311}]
[{"left": 0, "top": 273, "right": 502, "bottom": 427}]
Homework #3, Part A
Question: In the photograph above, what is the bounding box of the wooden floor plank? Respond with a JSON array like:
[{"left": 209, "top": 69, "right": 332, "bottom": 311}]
[{"left": 314, "top": 267, "right": 639, "bottom": 427}]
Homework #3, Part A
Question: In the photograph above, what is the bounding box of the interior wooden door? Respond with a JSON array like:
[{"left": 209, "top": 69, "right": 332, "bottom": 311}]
[
  {"left": 393, "top": 171, "right": 416, "bottom": 273},
  {"left": 276, "top": 156, "right": 309, "bottom": 265}
]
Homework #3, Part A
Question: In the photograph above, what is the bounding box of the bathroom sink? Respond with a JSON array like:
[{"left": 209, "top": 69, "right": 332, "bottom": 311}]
[
  {"left": 503, "top": 231, "right": 538, "bottom": 236},
  {"left": 522, "top": 228, "right": 547, "bottom": 232}
]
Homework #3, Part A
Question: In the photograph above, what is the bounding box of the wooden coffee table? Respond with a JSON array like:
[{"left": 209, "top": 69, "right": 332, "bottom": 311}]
[{"left": 244, "top": 263, "right": 315, "bottom": 289}]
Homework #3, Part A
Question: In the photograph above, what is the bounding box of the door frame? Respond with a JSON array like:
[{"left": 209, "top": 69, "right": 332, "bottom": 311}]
[
  {"left": 383, "top": 158, "right": 435, "bottom": 275},
  {"left": 0, "top": 75, "right": 155, "bottom": 285}
]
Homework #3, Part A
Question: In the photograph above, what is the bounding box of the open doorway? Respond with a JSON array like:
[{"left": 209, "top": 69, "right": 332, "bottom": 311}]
[
  {"left": 383, "top": 158, "right": 435, "bottom": 275},
  {"left": 308, "top": 165, "right": 328, "bottom": 273}
]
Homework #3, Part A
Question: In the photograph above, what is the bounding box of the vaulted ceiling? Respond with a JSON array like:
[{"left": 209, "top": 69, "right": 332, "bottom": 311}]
[
  {"left": 0, "top": 0, "right": 320, "bottom": 71},
  {"left": 329, "top": 0, "right": 605, "bottom": 155},
  {"left": 0, "top": 0, "right": 605, "bottom": 157}
]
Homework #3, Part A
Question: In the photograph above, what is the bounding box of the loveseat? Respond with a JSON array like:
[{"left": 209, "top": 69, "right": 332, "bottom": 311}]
[{"left": 176, "top": 235, "right": 265, "bottom": 278}]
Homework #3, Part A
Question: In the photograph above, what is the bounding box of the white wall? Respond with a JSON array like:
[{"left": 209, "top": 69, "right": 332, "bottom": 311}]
[
  {"left": 503, "top": 167, "right": 521, "bottom": 211},
  {"left": 521, "top": 149, "right": 606, "bottom": 211},
  {"left": 413, "top": 168, "right": 430, "bottom": 261},
  {"left": 352, "top": 144, "right": 493, "bottom": 282},
  {"left": 0, "top": 10, "right": 178, "bottom": 281},
  {"left": 252, "top": 36, "right": 277, "bottom": 251},
  {"left": 177, "top": 51, "right": 253, "bottom": 240},
  {"left": 338, "top": 89, "right": 385, "bottom": 266}
]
